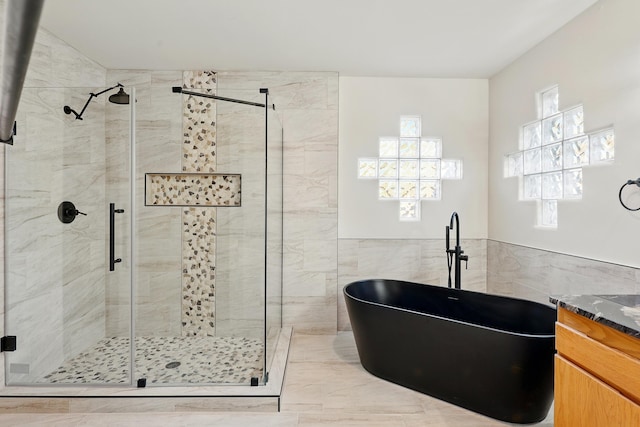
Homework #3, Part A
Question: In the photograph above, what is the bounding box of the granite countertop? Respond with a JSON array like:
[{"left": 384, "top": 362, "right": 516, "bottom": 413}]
[{"left": 550, "top": 294, "right": 640, "bottom": 339}]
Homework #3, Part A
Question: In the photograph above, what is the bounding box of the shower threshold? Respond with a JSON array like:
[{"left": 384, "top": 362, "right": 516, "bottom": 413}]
[{"left": 0, "top": 328, "right": 291, "bottom": 413}]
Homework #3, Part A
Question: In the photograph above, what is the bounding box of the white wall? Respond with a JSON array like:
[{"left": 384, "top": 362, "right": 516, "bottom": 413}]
[
  {"left": 339, "top": 77, "right": 488, "bottom": 239},
  {"left": 488, "top": 0, "right": 640, "bottom": 268}
]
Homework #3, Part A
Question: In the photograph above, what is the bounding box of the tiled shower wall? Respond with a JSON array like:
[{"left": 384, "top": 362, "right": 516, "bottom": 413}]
[
  {"left": 106, "top": 70, "right": 339, "bottom": 336},
  {"left": 218, "top": 71, "right": 338, "bottom": 333},
  {"left": 216, "top": 72, "right": 339, "bottom": 334},
  {"left": 0, "top": 15, "right": 107, "bottom": 383},
  {"left": 214, "top": 84, "right": 272, "bottom": 339},
  {"left": 105, "top": 70, "right": 183, "bottom": 337}
]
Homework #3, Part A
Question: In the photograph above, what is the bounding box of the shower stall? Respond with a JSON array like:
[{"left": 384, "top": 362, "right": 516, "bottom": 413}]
[{"left": 3, "top": 81, "right": 283, "bottom": 388}]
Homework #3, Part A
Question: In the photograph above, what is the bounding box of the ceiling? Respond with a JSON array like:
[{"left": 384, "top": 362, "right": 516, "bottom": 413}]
[{"left": 39, "top": 0, "right": 599, "bottom": 78}]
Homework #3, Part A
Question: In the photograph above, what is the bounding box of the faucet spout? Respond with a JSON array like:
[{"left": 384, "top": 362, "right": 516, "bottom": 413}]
[{"left": 446, "top": 211, "right": 467, "bottom": 290}]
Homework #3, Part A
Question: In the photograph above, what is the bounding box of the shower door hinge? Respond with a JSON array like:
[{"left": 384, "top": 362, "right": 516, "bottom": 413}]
[{"left": 1, "top": 335, "right": 17, "bottom": 352}]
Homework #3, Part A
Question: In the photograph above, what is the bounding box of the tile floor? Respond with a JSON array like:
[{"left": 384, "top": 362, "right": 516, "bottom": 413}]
[
  {"left": 43, "top": 336, "right": 263, "bottom": 385},
  {"left": 0, "top": 332, "right": 554, "bottom": 426}
]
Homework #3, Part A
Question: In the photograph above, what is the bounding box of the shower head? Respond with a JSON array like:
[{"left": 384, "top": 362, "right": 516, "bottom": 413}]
[
  {"left": 108, "top": 87, "right": 130, "bottom": 105},
  {"left": 63, "top": 83, "right": 128, "bottom": 120}
]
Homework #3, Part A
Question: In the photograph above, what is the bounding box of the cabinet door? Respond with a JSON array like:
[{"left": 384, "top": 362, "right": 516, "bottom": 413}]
[{"left": 555, "top": 356, "right": 640, "bottom": 426}]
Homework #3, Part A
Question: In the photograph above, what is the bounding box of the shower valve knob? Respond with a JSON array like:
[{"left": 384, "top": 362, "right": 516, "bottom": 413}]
[{"left": 57, "top": 201, "right": 86, "bottom": 223}]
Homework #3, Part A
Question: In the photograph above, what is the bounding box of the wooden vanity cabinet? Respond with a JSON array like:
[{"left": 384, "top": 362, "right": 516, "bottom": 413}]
[{"left": 555, "top": 307, "right": 640, "bottom": 426}]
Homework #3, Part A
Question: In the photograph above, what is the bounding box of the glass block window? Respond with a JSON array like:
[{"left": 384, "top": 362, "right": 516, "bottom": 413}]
[
  {"left": 420, "top": 138, "right": 442, "bottom": 158},
  {"left": 400, "top": 116, "right": 421, "bottom": 138},
  {"left": 542, "top": 143, "right": 562, "bottom": 172},
  {"left": 590, "top": 129, "right": 615, "bottom": 163},
  {"left": 524, "top": 174, "right": 542, "bottom": 200},
  {"left": 542, "top": 87, "right": 559, "bottom": 118},
  {"left": 542, "top": 114, "right": 563, "bottom": 145},
  {"left": 523, "top": 122, "right": 541, "bottom": 150},
  {"left": 379, "top": 159, "right": 398, "bottom": 178},
  {"left": 504, "top": 85, "right": 615, "bottom": 228},
  {"left": 358, "top": 158, "right": 378, "bottom": 179},
  {"left": 399, "top": 138, "right": 419, "bottom": 158},
  {"left": 399, "top": 159, "right": 419, "bottom": 179},
  {"left": 419, "top": 180, "right": 441, "bottom": 200},
  {"left": 564, "top": 106, "right": 584, "bottom": 139},
  {"left": 399, "top": 180, "right": 418, "bottom": 199},
  {"left": 523, "top": 148, "right": 542, "bottom": 175},
  {"left": 379, "top": 180, "right": 398, "bottom": 199},
  {"left": 563, "top": 136, "right": 589, "bottom": 168},
  {"left": 542, "top": 172, "right": 563, "bottom": 200},
  {"left": 441, "top": 159, "right": 462, "bottom": 180},
  {"left": 399, "top": 200, "right": 420, "bottom": 221},
  {"left": 358, "top": 115, "right": 462, "bottom": 221},
  {"left": 420, "top": 159, "right": 440, "bottom": 179}
]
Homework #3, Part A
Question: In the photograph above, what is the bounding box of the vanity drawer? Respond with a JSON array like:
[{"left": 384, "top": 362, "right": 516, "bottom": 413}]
[
  {"left": 558, "top": 307, "right": 640, "bottom": 359},
  {"left": 555, "top": 356, "right": 640, "bottom": 427},
  {"left": 556, "top": 322, "right": 640, "bottom": 404}
]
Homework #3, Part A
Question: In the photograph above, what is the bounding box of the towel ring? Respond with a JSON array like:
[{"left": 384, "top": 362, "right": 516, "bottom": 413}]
[{"left": 619, "top": 178, "right": 640, "bottom": 211}]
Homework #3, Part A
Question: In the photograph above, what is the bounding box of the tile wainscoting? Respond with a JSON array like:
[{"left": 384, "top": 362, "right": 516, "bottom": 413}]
[
  {"left": 487, "top": 240, "right": 640, "bottom": 306},
  {"left": 337, "top": 239, "right": 487, "bottom": 331},
  {"left": 338, "top": 239, "right": 640, "bottom": 331}
]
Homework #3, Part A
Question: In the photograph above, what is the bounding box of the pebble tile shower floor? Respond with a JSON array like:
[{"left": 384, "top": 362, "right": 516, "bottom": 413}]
[{"left": 43, "top": 336, "right": 264, "bottom": 385}]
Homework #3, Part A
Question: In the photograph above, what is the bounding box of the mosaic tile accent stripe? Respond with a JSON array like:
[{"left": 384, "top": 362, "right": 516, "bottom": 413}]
[
  {"left": 183, "top": 71, "right": 217, "bottom": 173},
  {"left": 182, "top": 207, "right": 216, "bottom": 336},
  {"left": 182, "top": 71, "right": 218, "bottom": 337},
  {"left": 145, "top": 173, "right": 241, "bottom": 207}
]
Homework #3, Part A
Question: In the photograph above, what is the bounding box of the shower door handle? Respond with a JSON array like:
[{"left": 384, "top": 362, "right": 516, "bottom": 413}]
[{"left": 109, "top": 203, "right": 125, "bottom": 272}]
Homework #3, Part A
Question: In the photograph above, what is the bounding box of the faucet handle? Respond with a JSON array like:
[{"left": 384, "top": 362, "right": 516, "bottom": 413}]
[{"left": 460, "top": 254, "right": 469, "bottom": 269}]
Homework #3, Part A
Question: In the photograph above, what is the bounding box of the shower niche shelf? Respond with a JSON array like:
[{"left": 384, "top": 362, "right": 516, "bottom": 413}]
[{"left": 144, "top": 173, "right": 241, "bottom": 207}]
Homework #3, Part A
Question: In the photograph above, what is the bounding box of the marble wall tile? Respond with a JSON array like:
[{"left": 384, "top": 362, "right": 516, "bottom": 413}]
[
  {"left": 487, "top": 240, "right": 640, "bottom": 306},
  {"left": 216, "top": 71, "right": 338, "bottom": 109},
  {"left": 216, "top": 71, "right": 338, "bottom": 334},
  {"left": 105, "top": 70, "right": 185, "bottom": 338},
  {"left": 282, "top": 296, "right": 337, "bottom": 334},
  {"left": 337, "top": 239, "right": 488, "bottom": 331},
  {"left": 4, "top": 83, "right": 108, "bottom": 382},
  {"left": 284, "top": 109, "right": 339, "bottom": 144},
  {"left": 213, "top": 92, "right": 268, "bottom": 339},
  {"left": 23, "top": 27, "right": 106, "bottom": 88}
]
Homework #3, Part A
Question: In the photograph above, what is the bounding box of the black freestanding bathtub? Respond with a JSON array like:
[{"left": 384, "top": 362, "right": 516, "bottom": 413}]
[{"left": 344, "top": 279, "right": 556, "bottom": 424}]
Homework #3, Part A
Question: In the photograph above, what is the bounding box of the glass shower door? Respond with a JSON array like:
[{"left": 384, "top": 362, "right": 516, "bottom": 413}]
[{"left": 4, "top": 86, "right": 134, "bottom": 385}]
